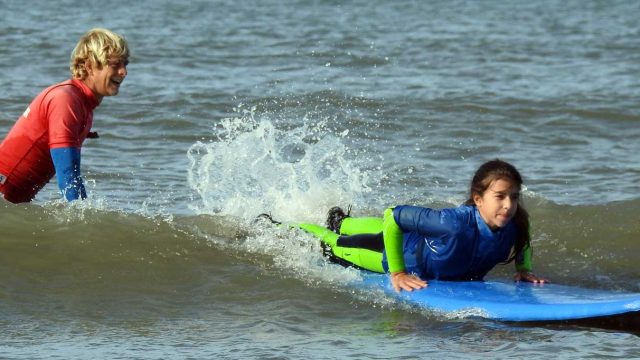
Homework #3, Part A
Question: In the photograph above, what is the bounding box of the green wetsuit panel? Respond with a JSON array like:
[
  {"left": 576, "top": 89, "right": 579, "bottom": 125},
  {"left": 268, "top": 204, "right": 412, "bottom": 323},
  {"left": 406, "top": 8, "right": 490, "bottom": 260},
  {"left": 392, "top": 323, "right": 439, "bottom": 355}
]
[
  {"left": 382, "top": 207, "right": 405, "bottom": 273},
  {"left": 297, "top": 221, "right": 385, "bottom": 273},
  {"left": 516, "top": 245, "right": 533, "bottom": 272},
  {"left": 339, "top": 217, "right": 383, "bottom": 235}
]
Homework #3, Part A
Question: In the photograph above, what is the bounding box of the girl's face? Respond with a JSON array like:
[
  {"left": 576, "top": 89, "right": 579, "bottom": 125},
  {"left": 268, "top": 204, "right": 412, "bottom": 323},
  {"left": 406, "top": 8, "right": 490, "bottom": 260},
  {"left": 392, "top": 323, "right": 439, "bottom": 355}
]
[{"left": 473, "top": 178, "right": 519, "bottom": 230}]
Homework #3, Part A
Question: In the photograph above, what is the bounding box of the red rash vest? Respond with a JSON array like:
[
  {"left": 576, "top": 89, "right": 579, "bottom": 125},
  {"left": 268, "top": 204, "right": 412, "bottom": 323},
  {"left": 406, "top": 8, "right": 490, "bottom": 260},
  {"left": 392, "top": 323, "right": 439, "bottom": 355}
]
[{"left": 0, "top": 79, "right": 98, "bottom": 203}]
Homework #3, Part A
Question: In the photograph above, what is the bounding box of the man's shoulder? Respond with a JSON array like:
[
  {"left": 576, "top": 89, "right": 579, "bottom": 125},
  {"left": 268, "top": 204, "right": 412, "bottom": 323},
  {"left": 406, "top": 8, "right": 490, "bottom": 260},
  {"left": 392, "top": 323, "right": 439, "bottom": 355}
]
[
  {"left": 40, "top": 80, "right": 83, "bottom": 105},
  {"left": 44, "top": 80, "right": 79, "bottom": 95}
]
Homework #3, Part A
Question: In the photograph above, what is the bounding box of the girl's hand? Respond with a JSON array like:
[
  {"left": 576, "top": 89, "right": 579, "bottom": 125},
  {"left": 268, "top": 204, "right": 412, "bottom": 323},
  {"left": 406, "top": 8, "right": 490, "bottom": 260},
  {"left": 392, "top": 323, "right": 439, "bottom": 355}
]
[
  {"left": 390, "top": 271, "right": 428, "bottom": 292},
  {"left": 514, "top": 270, "right": 547, "bottom": 284}
]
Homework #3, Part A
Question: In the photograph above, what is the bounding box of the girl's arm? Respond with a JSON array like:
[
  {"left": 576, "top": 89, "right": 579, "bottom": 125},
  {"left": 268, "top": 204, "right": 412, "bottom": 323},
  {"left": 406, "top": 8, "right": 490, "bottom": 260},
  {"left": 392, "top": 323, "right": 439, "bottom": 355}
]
[
  {"left": 514, "top": 245, "right": 547, "bottom": 283},
  {"left": 383, "top": 207, "right": 427, "bottom": 292},
  {"left": 515, "top": 245, "right": 532, "bottom": 272}
]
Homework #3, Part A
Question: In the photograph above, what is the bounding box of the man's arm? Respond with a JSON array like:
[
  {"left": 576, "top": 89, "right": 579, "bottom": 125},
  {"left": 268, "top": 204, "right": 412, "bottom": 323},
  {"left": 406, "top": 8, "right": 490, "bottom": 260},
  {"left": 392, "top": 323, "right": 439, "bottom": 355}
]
[{"left": 50, "top": 147, "right": 86, "bottom": 201}]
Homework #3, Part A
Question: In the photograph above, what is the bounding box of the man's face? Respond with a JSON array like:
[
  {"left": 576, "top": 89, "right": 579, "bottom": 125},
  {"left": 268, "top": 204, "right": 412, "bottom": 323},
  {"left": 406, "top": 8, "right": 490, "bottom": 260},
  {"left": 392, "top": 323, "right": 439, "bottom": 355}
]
[{"left": 84, "top": 57, "right": 128, "bottom": 101}]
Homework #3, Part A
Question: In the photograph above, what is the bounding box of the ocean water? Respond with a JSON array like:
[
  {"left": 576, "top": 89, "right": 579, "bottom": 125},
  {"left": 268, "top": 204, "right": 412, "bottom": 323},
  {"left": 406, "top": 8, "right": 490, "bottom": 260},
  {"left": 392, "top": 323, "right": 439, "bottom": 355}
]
[{"left": 1, "top": 0, "right": 639, "bottom": 358}]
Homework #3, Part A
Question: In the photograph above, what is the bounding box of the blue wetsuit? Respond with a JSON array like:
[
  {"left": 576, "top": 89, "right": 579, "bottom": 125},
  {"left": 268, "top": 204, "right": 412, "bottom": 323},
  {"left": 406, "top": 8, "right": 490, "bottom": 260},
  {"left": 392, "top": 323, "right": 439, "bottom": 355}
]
[{"left": 383, "top": 205, "right": 517, "bottom": 280}]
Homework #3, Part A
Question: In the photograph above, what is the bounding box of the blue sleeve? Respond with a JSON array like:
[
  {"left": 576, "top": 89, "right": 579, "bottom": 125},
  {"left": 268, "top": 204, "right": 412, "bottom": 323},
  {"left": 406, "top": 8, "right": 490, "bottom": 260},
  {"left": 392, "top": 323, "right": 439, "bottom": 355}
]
[
  {"left": 393, "top": 205, "right": 471, "bottom": 236},
  {"left": 50, "top": 147, "right": 87, "bottom": 201}
]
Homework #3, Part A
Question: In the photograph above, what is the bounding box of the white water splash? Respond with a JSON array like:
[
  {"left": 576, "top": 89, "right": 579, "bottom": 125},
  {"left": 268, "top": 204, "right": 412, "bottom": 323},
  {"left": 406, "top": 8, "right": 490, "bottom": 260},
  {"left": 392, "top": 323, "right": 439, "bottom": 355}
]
[{"left": 187, "top": 105, "right": 372, "bottom": 223}]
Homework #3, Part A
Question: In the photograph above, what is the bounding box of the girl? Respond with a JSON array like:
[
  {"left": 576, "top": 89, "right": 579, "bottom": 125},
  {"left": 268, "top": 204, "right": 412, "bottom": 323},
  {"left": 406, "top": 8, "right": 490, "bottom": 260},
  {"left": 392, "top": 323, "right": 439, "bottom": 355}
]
[{"left": 297, "top": 159, "right": 546, "bottom": 292}]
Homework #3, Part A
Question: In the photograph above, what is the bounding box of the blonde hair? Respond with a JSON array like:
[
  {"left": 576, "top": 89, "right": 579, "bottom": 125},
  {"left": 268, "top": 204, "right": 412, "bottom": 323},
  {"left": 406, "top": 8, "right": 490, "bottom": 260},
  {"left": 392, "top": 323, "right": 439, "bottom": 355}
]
[{"left": 70, "top": 28, "right": 130, "bottom": 79}]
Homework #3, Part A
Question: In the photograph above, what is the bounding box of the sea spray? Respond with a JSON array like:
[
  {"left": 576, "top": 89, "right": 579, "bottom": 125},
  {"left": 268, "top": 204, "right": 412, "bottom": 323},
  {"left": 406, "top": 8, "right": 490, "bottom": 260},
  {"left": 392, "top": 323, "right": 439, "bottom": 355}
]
[{"left": 187, "top": 104, "right": 373, "bottom": 222}]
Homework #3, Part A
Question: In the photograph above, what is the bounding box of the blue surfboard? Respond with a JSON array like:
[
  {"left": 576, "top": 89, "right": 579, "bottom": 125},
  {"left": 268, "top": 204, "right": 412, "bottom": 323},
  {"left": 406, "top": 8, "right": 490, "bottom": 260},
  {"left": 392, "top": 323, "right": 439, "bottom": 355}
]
[
  {"left": 284, "top": 219, "right": 640, "bottom": 330},
  {"left": 360, "top": 272, "right": 640, "bottom": 329}
]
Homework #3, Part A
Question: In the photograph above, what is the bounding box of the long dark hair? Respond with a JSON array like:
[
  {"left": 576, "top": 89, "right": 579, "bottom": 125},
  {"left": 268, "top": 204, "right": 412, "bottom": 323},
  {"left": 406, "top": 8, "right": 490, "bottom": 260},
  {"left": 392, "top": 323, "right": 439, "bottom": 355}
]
[{"left": 463, "top": 159, "right": 530, "bottom": 263}]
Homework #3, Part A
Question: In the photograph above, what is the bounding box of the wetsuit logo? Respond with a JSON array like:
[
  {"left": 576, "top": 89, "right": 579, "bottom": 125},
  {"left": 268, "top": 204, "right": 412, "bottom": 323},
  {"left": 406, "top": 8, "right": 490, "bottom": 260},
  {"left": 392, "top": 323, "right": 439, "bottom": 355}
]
[{"left": 0, "top": 173, "right": 6, "bottom": 184}]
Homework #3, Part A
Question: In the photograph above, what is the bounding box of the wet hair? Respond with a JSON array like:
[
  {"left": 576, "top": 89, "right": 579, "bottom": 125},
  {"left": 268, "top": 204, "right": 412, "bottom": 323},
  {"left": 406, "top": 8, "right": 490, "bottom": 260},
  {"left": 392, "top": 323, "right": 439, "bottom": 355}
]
[
  {"left": 69, "top": 28, "right": 129, "bottom": 80},
  {"left": 463, "top": 159, "right": 530, "bottom": 264}
]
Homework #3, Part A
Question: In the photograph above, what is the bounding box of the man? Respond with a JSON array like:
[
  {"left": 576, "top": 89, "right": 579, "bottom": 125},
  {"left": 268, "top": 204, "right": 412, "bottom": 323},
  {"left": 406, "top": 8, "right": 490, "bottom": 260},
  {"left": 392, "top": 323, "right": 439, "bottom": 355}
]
[{"left": 0, "top": 28, "right": 129, "bottom": 203}]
